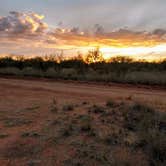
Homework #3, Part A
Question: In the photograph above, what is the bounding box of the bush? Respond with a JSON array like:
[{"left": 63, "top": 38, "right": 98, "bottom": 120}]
[
  {"left": 124, "top": 71, "right": 166, "bottom": 85},
  {"left": 60, "top": 68, "right": 78, "bottom": 80},
  {"left": 0, "top": 67, "right": 21, "bottom": 75},
  {"left": 106, "top": 100, "right": 116, "bottom": 108},
  {"left": 21, "top": 67, "right": 43, "bottom": 77},
  {"left": 125, "top": 103, "right": 166, "bottom": 165},
  {"left": 0, "top": 57, "right": 166, "bottom": 85},
  {"left": 89, "top": 105, "right": 105, "bottom": 114},
  {"left": 44, "top": 68, "right": 58, "bottom": 78},
  {"left": 62, "top": 104, "right": 74, "bottom": 111}
]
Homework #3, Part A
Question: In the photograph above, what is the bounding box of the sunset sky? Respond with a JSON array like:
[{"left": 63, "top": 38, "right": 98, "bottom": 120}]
[{"left": 0, "top": 0, "right": 166, "bottom": 61}]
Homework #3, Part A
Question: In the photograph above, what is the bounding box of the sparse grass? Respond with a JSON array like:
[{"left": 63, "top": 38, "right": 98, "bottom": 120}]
[
  {"left": 4, "top": 118, "right": 32, "bottom": 127},
  {"left": 47, "top": 101, "right": 166, "bottom": 165},
  {"left": 27, "top": 159, "right": 41, "bottom": 166},
  {"left": 0, "top": 67, "right": 22, "bottom": 76},
  {"left": 0, "top": 133, "right": 9, "bottom": 139},
  {"left": 124, "top": 103, "right": 156, "bottom": 131},
  {"left": 50, "top": 106, "right": 58, "bottom": 113},
  {"left": 126, "top": 95, "right": 133, "bottom": 100},
  {"left": 79, "top": 116, "right": 96, "bottom": 137},
  {"left": 1, "top": 98, "right": 165, "bottom": 165},
  {"left": 103, "top": 133, "right": 119, "bottom": 145},
  {"left": 51, "top": 98, "right": 57, "bottom": 105},
  {"left": 4, "top": 140, "right": 42, "bottom": 158},
  {"left": 21, "top": 131, "right": 40, "bottom": 138},
  {"left": 62, "top": 104, "right": 74, "bottom": 111},
  {"left": 106, "top": 99, "right": 116, "bottom": 108},
  {"left": 89, "top": 105, "right": 105, "bottom": 114},
  {"left": 82, "top": 101, "right": 88, "bottom": 105},
  {"left": 25, "top": 106, "right": 40, "bottom": 111},
  {"left": 61, "top": 124, "right": 73, "bottom": 137},
  {"left": 50, "top": 98, "right": 58, "bottom": 113},
  {"left": 64, "top": 141, "right": 111, "bottom": 166},
  {"left": 124, "top": 102, "right": 166, "bottom": 165}
]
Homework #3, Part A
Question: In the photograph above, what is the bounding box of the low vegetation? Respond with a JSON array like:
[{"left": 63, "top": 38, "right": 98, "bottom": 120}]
[
  {"left": 0, "top": 98, "right": 165, "bottom": 165},
  {"left": 0, "top": 54, "right": 166, "bottom": 85},
  {"left": 62, "top": 104, "right": 74, "bottom": 111}
]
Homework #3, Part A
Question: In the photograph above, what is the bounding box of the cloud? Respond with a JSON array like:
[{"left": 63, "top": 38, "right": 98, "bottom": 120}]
[
  {"left": 0, "top": 11, "right": 166, "bottom": 54},
  {"left": 152, "top": 29, "right": 166, "bottom": 37},
  {"left": 94, "top": 24, "right": 104, "bottom": 35},
  {"left": 46, "top": 26, "right": 166, "bottom": 48},
  {"left": 0, "top": 11, "right": 47, "bottom": 38}
]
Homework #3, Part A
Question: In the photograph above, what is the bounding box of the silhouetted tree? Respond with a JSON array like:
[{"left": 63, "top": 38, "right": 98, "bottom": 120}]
[{"left": 85, "top": 47, "right": 104, "bottom": 63}]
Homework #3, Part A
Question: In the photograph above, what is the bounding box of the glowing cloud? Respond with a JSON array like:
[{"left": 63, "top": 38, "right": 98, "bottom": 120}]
[
  {"left": 0, "top": 11, "right": 166, "bottom": 61},
  {"left": 0, "top": 11, "right": 47, "bottom": 37}
]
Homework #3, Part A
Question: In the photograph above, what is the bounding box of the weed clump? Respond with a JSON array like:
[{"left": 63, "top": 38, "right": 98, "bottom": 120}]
[
  {"left": 62, "top": 104, "right": 74, "bottom": 111},
  {"left": 124, "top": 102, "right": 166, "bottom": 165},
  {"left": 50, "top": 98, "right": 58, "bottom": 113},
  {"left": 89, "top": 105, "right": 105, "bottom": 114},
  {"left": 106, "top": 100, "right": 116, "bottom": 108},
  {"left": 0, "top": 133, "right": 9, "bottom": 139},
  {"left": 60, "top": 124, "right": 74, "bottom": 137},
  {"left": 4, "top": 118, "right": 32, "bottom": 127},
  {"left": 21, "top": 131, "right": 40, "bottom": 138}
]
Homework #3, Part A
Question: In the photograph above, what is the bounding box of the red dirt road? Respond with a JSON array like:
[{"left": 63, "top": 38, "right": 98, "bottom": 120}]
[{"left": 0, "top": 78, "right": 166, "bottom": 111}]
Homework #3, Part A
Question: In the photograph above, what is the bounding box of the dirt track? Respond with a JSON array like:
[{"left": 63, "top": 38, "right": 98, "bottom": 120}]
[{"left": 0, "top": 77, "right": 166, "bottom": 111}]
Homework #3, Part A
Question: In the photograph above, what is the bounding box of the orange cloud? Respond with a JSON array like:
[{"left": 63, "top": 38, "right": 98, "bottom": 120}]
[
  {"left": 0, "top": 11, "right": 166, "bottom": 61},
  {"left": 0, "top": 11, "right": 47, "bottom": 38}
]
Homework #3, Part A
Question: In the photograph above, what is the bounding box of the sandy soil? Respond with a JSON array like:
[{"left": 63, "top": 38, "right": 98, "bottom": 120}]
[
  {"left": 0, "top": 78, "right": 165, "bottom": 165},
  {"left": 0, "top": 77, "right": 165, "bottom": 109}
]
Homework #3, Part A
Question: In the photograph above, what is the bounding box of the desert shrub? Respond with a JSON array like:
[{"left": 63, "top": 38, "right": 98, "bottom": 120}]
[
  {"left": 89, "top": 105, "right": 105, "bottom": 114},
  {"left": 0, "top": 56, "right": 166, "bottom": 85},
  {"left": 103, "top": 133, "right": 120, "bottom": 145},
  {"left": 0, "top": 67, "right": 21, "bottom": 75},
  {"left": 4, "top": 140, "right": 42, "bottom": 158},
  {"left": 4, "top": 118, "right": 32, "bottom": 127},
  {"left": 106, "top": 99, "right": 116, "bottom": 108},
  {"left": 21, "top": 67, "right": 43, "bottom": 77},
  {"left": 0, "top": 133, "right": 9, "bottom": 139},
  {"left": 125, "top": 103, "right": 166, "bottom": 165},
  {"left": 21, "top": 131, "right": 40, "bottom": 138},
  {"left": 61, "top": 124, "right": 73, "bottom": 137},
  {"left": 50, "top": 98, "right": 58, "bottom": 113},
  {"left": 62, "top": 104, "right": 74, "bottom": 111},
  {"left": 44, "top": 67, "right": 58, "bottom": 78},
  {"left": 84, "top": 72, "right": 101, "bottom": 82},
  {"left": 82, "top": 101, "right": 88, "bottom": 105},
  {"left": 60, "top": 68, "right": 78, "bottom": 80},
  {"left": 50, "top": 105, "right": 58, "bottom": 113},
  {"left": 60, "top": 59, "right": 87, "bottom": 69},
  {"left": 124, "top": 71, "right": 166, "bottom": 85},
  {"left": 78, "top": 115, "right": 92, "bottom": 132},
  {"left": 125, "top": 103, "right": 156, "bottom": 131},
  {"left": 0, "top": 57, "right": 18, "bottom": 68}
]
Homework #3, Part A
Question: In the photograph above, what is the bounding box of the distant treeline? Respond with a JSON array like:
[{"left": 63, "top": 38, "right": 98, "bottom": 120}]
[{"left": 0, "top": 56, "right": 166, "bottom": 85}]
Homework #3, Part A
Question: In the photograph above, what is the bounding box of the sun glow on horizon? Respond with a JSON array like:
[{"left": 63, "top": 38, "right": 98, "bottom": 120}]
[{"left": 99, "top": 44, "right": 166, "bottom": 61}]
